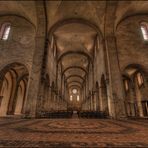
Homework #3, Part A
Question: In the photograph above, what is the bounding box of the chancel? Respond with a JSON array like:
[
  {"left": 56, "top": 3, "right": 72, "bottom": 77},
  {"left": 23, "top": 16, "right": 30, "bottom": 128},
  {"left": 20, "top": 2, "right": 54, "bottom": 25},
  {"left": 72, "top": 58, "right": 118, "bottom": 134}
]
[{"left": 0, "top": 1, "right": 148, "bottom": 147}]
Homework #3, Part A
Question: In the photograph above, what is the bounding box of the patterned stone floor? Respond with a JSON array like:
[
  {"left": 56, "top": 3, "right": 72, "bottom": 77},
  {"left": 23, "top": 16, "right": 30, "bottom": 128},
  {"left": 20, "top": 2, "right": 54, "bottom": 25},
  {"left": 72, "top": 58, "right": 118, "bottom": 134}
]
[{"left": 0, "top": 117, "right": 148, "bottom": 147}]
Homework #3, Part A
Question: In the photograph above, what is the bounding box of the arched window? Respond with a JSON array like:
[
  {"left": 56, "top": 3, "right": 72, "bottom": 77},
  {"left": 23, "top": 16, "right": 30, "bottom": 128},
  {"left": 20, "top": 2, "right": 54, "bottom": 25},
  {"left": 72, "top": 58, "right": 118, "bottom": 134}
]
[
  {"left": 124, "top": 79, "right": 129, "bottom": 92},
  {"left": 136, "top": 72, "right": 144, "bottom": 87},
  {"left": 77, "top": 95, "right": 79, "bottom": 101},
  {"left": 140, "top": 22, "right": 148, "bottom": 41},
  {"left": 70, "top": 95, "right": 73, "bottom": 101},
  {"left": 0, "top": 22, "right": 11, "bottom": 40}
]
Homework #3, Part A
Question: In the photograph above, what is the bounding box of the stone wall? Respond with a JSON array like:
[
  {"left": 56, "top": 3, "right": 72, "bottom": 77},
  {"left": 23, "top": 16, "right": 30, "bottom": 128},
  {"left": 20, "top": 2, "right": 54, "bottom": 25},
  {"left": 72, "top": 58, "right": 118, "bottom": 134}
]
[
  {"left": 116, "top": 15, "right": 148, "bottom": 73},
  {"left": 116, "top": 15, "right": 148, "bottom": 99},
  {"left": 0, "top": 15, "right": 36, "bottom": 72}
]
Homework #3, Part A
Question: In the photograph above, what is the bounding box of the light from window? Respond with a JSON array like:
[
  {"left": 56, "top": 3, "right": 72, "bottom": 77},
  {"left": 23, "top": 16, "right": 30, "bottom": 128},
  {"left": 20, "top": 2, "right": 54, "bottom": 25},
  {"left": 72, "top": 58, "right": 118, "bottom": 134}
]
[
  {"left": 70, "top": 95, "right": 73, "bottom": 101},
  {"left": 137, "top": 72, "right": 144, "bottom": 86},
  {"left": 72, "top": 89, "right": 77, "bottom": 94},
  {"left": 0, "top": 23, "right": 11, "bottom": 41},
  {"left": 2, "top": 25, "right": 11, "bottom": 40},
  {"left": 77, "top": 95, "right": 79, "bottom": 101},
  {"left": 124, "top": 80, "right": 129, "bottom": 92},
  {"left": 141, "top": 23, "right": 148, "bottom": 41}
]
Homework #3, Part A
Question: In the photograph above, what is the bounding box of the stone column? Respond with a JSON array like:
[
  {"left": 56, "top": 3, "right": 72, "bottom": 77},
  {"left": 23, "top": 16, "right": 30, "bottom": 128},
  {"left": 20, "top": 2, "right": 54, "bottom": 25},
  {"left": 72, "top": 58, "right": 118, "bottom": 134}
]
[
  {"left": 94, "top": 92, "right": 97, "bottom": 111},
  {"left": 130, "top": 86, "right": 137, "bottom": 116},
  {"left": 11, "top": 83, "right": 19, "bottom": 114},
  {"left": 99, "top": 86, "right": 103, "bottom": 111},
  {"left": 105, "top": 36, "right": 126, "bottom": 118},
  {"left": 92, "top": 92, "right": 95, "bottom": 111},
  {"left": 0, "top": 96, "right": 3, "bottom": 108},
  {"left": 134, "top": 80, "right": 144, "bottom": 117},
  {"left": 7, "top": 79, "right": 17, "bottom": 115},
  {"left": 96, "top": 88, "right": 100, "bottom": 111},
  {"left": 23, "top": 1, "right": 46, "bottom": 117},
  {"left": 0, "top": 78, "right": 4, "bottom": 93},
  {"left": 84, "top": 80, "right": 86, "bottom": 100},
  {"left": 47, "top": 86, "right": 51, "bottom": 111}
]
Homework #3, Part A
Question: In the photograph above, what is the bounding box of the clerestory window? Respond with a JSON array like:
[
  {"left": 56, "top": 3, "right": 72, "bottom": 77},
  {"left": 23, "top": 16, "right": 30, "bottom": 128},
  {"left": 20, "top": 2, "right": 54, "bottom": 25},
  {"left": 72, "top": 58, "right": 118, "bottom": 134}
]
[
  {"left": 141, "top": 22, "right": 148, "bottom": 41},
  {"left": 0, "top": 22, "right": 11, "bottom": 40}
]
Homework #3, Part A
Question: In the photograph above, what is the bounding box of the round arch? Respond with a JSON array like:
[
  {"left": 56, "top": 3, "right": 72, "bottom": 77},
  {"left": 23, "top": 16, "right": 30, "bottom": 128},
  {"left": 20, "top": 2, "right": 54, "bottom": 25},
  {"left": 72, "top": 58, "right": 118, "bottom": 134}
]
[
  {"left": 115, "top": 13, "right": 148, "bottom": 33},
  {"left": 65, "top": 75, "right": 85, "bottom": 82},
  {"left": 0, "top": 62, "right": 28, "bottom": 80},
  {"left": 0, "top": 62, "right": 29, "bottom": 116},
  {"left": 67, "top": 81, "right": 82, "bottom": 87},
  {"left": 48, "top": 18, "right": 103, "bottom": 41},
  {"left": 0, "top": 14, "right": 36, "bottom": 32},
  {"left": 62, "top": 66, "right": 87, "bottom": 76},
  {"left": 57, "top": 51, "right": 92, "bottom": 64},
  {"left": 122, "top": 63, "right": 148, "bottom": 77},
  {"left": 69, "top": 85, "right": 81, "bottom": 90}
]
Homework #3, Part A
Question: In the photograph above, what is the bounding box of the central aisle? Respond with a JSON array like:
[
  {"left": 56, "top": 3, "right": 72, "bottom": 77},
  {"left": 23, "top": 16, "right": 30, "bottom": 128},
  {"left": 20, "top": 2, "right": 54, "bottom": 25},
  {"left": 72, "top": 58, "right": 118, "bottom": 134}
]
[{"left": 72, "top": 111, "right": 79, "bottom": 118}]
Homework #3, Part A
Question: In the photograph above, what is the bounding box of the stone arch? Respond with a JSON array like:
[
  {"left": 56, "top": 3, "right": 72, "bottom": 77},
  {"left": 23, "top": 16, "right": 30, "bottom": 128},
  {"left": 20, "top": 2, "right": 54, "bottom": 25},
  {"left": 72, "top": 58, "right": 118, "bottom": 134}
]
[
  {"left": 123, "top": 63, "right": 147, "bottom": 74},
  {"left": 0, "top": 62, "right": 29, "bottom": 116},
  {"left": 0, "top": 62, "right": 28, "bottom": 79},
  {"left": 48, "top": 18, "right": 103, "bottom": 41},
  {"left": 62, "top": 66, "right": 87, "bottom": 76},
  {"left": 67, "top": 81, "right": 82, "bottom": 87},
  {"left": 65, "top": 75, "right": 85, "bottom": 82},
  {"left": 69, "top": 85, "right": 81, "bottom": 90},
  {"left": 0, "top": 14, "right": 36, "bottom": 30},
  {"left": 123, "top": 63, "right": 148, "bottom": 84},
  {"left": 0, "top": 71, "right": 14, "bottom": 116},
  {"left": 57, "top": 51, "right": 92, "bottom": 64},
  {"left": 123, "top": 63, "right": 148, "bottom": 117},
  {"left": 115, "top": 13, "right": 148, "bottom": 32}
]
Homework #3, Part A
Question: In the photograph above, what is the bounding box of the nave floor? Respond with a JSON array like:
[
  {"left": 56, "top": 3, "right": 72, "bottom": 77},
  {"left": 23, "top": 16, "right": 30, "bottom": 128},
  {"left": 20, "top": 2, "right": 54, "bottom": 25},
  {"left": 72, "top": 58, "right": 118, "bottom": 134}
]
[{"left": 0, "top": 117, "right": 148, "bottom": 147}]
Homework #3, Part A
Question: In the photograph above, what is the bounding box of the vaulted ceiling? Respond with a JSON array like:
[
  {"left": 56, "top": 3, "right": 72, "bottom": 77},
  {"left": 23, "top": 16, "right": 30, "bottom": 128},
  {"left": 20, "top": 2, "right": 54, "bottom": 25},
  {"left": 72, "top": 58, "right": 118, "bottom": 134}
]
[
  {"left": 52, "top": 21, "right": 97, "bottom": 91},
  {"left": 46, "top": 1, "right": 105, "bottom": 92}
]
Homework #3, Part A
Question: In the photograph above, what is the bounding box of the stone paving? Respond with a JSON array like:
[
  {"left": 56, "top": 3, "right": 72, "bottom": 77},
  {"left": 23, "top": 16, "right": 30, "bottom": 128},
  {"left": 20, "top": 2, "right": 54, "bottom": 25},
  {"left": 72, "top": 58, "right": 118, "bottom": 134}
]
[{"left": 0, "top": 117, "right": 148, "bottom": 147}]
